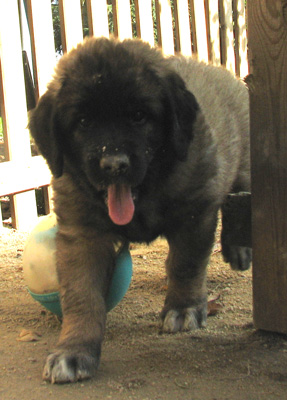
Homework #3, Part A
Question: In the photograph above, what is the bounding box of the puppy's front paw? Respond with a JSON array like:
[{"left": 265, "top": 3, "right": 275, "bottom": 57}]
[
  {"left": 43, "top": 348, "right": 99, "bottom": 384},
  {"left": 161, "top": 302, "right": 207, "bottom": 333}
]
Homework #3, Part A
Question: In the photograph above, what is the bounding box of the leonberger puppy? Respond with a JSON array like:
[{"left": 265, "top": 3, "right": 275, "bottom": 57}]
[{"left": 29, "top": 37, "right": 251, "bottom": 383}]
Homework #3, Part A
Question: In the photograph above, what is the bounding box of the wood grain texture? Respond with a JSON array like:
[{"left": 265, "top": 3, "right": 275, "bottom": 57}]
[{"left": 247, "top": 0, "right": 287, "bottom": 333}]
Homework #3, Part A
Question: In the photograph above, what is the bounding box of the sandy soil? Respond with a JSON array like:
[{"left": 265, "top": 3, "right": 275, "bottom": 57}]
[{"left": 1, "top": 227, "right": 287, "bottom": 400}]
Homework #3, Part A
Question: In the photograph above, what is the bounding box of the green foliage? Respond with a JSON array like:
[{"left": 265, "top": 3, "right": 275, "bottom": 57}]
[
  {"left": 51, "top": 1, "right": 62, "bottom": 54},
  {"left": 51, "top": 0, "right": 164, "bottom": 53}
]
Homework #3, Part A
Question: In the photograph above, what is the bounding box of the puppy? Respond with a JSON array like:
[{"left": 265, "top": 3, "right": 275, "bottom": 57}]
[{"left": 29, "top": 37, "right": 251, "bottom": 383}]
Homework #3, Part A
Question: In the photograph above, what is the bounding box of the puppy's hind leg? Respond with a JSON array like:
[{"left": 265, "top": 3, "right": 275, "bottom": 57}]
[
  {"left": 161, "top": 209, "right": 218, "bottom": 333},
  {"left": 221, "top": 191, "right": 252, "bottom": 271}
]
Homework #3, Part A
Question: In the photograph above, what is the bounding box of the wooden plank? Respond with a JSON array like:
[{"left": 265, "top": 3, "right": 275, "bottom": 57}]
[
  {"left": 59, "top": 0, "right": 83, "bottom": 53},
  {"left": 193, "top": 0, "right": 208, "bottom": 62},
  {"left": 135, "top": 0, "right": 155, "bottom": 46},
  {"left": 26, "top": 0, "right": 56, "bottom": 97},
  {"left": 0, "top": 156, "right": 51, "bottom": 197},
  {"left": 219, "top": 0, "right": 236, "bottom": 74},
  {"left": 114, "top": 0, "right": 133, "bottom": 40},
  {"left": 86, "top": 0, "right": 110, "bottom": 38},
  {"left": 247, "top": 0, "right": 287, "bottom": 334},
  {"left": 0, "top": 0, "right": 37, "bottom": 230},
  {"left": 155, "top": 0, "right": 174, "bottom": 55},
  {"left": 174, "top": 0, "right": 192, "bottom": 56},
  {"left": 208, "top": 0, "right": 221, "bottom": 65}
]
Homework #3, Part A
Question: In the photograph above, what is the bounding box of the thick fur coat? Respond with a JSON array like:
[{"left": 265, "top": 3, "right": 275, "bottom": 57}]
[{"left": 29, "top": 37, "right": 251, "bottom": 383}]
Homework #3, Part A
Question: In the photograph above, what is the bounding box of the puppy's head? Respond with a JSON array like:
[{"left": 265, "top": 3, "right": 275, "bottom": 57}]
[{"left": 29, "top": 37, "right": 199, "bottom": 225}]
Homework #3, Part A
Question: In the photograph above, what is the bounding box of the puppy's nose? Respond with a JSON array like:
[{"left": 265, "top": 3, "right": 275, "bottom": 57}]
[{"left": 100, "top": 154, "right": 130, "bottom": 176}]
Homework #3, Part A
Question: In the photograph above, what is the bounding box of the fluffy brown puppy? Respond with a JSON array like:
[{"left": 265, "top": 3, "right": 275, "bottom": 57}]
[{"left": 29, "top": 37, "right": 251, "bottom": 383}]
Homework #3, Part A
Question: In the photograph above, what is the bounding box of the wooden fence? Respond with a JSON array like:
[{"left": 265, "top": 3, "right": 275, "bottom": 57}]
[{"left": 0, "top": 0, "right": 248, "bottom": 230}]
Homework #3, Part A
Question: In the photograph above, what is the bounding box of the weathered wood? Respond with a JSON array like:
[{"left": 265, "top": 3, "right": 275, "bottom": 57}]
[{"left": 248, "top": 0, "right": 287, "bottom": 334}]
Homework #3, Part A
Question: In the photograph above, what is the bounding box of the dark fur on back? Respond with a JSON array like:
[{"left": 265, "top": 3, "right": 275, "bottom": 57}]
[{"left": 29, "top": 37, "right": 251, "bottom": 384}]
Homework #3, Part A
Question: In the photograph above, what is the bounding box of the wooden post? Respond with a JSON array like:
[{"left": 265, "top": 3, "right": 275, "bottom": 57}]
[{"left": 248, "top": 0, "right": 287, "bottom": 334}]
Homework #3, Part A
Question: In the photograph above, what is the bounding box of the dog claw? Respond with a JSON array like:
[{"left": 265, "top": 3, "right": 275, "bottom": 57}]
[
  {"left": 43, "top": 350, "right": 98, "bottom": 384},
  {"left": 161, "top": 305, "right": 207, "bottom": 333}
]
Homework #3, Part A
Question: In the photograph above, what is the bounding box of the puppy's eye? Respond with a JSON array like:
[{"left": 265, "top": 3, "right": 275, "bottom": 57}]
[
  {"left": 130, "top": 111, "right": 147, "bottom": 125},
  {"left": 79, "top": 117, "right": 89, "bottom": 128}
]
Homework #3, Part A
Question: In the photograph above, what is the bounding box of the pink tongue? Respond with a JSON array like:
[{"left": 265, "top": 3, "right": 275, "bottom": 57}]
[{"left": 107, "top": 184, "right": 135, "bottom": 225}]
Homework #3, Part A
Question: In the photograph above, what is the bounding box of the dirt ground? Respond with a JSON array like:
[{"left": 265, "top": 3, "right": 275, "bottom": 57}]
[{"left": 1, "top": 226, "right": 287, "bottom": 400}]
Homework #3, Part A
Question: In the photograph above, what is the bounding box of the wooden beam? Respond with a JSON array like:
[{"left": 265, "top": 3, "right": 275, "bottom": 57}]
[
  {"left": 0, "top": 156, "right": 51, "bottom": 197},
  {"left": 248, "top": 0, "right": 287, "bottom": 334}
]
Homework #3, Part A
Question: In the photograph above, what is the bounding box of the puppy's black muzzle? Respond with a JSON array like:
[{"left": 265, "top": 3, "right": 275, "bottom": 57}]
[{"left": 99, "top": 154, "right": 130, "bottom": 177}]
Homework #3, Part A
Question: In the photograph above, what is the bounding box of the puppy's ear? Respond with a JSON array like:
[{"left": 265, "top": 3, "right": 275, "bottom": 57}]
[
  {"left": 29, "top": 91, "right": 63, "bottom": 178},
  {"left": 164, "top": 72, "right": 199, "bottom": 161}
]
